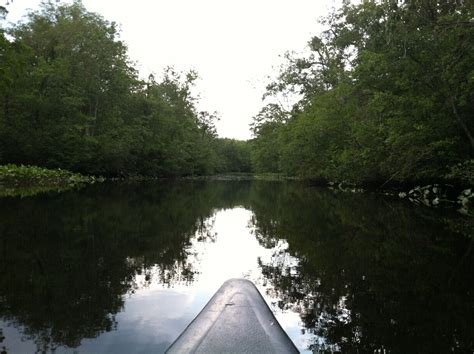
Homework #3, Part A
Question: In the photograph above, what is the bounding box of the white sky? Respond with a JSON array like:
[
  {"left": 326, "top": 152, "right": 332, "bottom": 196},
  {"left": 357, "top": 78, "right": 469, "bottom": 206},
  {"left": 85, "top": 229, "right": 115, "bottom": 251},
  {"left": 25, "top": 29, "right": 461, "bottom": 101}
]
[{"left": 4, "top": 0, "right": 338, "bottom": 140}]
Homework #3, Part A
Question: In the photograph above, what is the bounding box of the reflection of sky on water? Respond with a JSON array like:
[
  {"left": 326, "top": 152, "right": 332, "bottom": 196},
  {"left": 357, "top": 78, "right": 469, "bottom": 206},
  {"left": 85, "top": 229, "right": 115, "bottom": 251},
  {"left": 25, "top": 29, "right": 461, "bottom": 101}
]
[{"left": 1, "top": 207, "right": 316, "bottom": 353}]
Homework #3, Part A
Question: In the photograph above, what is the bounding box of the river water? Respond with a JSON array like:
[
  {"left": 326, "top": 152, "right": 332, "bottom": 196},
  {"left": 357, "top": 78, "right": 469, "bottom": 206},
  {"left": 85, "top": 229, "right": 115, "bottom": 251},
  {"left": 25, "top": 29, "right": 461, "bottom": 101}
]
[{"left": 0, "top": 180, "right": 472, "bottom": 353}]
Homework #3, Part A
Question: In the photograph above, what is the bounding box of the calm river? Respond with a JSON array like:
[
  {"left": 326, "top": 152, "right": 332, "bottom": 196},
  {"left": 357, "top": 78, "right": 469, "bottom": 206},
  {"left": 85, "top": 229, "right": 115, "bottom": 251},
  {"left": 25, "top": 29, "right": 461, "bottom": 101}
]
[{"left": 0, "top": 180, "right": 472, "bottom": 353}]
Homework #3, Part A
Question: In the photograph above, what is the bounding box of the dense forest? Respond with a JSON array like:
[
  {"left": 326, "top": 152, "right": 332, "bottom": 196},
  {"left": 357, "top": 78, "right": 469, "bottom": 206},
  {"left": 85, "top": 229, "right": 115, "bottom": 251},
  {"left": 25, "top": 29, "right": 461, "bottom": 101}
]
[
  {"left": 1, "top": 1, "right": 473, "bottom": 185},
  {"left": 251, "top": 0, "right": 473, "bottom": 185},
  {"left": 0, "top": 1, "right": 250, "bottom": 177}
]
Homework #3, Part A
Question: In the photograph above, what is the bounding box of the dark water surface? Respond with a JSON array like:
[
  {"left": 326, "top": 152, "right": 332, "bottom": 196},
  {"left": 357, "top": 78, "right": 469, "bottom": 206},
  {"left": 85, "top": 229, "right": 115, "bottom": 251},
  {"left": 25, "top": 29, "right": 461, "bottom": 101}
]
[{"left": 0, "top": 180, "right": 472, "bottom": 353}]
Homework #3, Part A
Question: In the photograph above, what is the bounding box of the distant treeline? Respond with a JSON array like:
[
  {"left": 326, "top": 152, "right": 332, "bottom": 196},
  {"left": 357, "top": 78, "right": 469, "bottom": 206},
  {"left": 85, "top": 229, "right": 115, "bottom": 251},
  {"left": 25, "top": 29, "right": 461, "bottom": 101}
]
[
  {"left": 0, "top": 1, "right": 251, "bottom": 177},
  {"left": 250, "top": 1, "right": 473, "bottom": 185}
]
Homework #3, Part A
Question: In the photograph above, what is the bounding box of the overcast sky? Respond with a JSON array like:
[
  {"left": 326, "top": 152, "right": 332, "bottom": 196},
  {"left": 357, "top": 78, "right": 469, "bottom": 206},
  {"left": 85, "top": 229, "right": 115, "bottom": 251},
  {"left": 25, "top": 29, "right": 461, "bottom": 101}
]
[{"left": 5, "top": 0, "right": 338, "bottom": 140}]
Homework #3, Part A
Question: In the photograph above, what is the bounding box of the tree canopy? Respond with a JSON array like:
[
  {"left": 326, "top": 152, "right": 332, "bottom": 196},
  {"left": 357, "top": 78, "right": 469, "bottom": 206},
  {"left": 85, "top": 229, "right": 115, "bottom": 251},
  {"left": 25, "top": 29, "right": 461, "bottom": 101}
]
[
  {"left": 251, "top": 0, "right": 474, "bottom": 185},
  {"left": 2, "top": 0, "right": 472, "bottom": 184},
  {"left": 0, "top": 1, "right": 252, "bottom": 177}
]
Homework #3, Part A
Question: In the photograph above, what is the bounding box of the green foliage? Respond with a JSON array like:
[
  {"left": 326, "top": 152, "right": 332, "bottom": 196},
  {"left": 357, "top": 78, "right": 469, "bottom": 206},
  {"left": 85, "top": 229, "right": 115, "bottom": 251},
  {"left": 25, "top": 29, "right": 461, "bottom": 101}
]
[
  {"left": 0, "top": 163, "right": 96, "bottom": 184},
  {"left": 0, "top": 1, "right": 245, "bottom": 177},
  {"left": 252, "top": 0, "right": 474, "bottom": 184},
  {"left": 214, "top": 138, "right": 252, "bottom": 173},
  {"left": 0, "top": 164, "right": 100, "bottom": 197},
  {"left": 249, "top": 121, "right": 283, "bottom": 174}
]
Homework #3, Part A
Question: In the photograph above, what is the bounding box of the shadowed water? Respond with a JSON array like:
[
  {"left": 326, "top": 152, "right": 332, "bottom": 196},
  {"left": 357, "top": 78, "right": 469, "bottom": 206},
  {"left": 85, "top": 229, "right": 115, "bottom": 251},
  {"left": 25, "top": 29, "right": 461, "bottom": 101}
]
[{"left": 0, "top": 180, "right": 472, "bottom": 353}]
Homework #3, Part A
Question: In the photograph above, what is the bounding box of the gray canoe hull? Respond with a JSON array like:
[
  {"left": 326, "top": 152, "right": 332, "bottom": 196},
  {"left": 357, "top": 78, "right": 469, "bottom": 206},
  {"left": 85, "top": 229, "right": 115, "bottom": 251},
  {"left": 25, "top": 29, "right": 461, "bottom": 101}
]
[{"left": 166, "top": 278, "right": 299, "bottom": 353}]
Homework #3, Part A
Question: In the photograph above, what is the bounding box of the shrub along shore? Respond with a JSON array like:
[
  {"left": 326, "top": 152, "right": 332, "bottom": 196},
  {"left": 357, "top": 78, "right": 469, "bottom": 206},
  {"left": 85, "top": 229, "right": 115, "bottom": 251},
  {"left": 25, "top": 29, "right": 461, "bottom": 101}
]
[{"left": 0, "top": 164, "right": 103, "bottom": 197}]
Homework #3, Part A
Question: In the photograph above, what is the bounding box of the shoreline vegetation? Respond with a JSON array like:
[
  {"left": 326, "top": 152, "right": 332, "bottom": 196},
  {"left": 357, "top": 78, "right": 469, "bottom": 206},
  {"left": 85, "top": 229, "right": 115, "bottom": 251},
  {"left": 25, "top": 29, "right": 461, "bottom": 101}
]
[
  {"left": 195, "top": 174, "right": 473, "bottom": 215},
  {"left": 0, "top": 2, "right": 472, "bottom": 211},
  {"left": 0, "top": 164, "right": 103, "bottom": 198},
  {"left": 1, "top": 164, "right": 471, "bottom": 215},
  {"left": 248, "top": 2, "right": 473, "bottom": 190}
]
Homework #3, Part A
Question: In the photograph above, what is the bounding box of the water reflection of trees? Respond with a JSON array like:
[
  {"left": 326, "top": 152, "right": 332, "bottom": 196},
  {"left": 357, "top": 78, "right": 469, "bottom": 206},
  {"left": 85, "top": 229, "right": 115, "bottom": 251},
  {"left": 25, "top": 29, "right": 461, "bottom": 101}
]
[
  {"left": 249, "top": 182, "right": 474, "bottom": 353},
  {"left": 0, "top": 180, "right": 251, "bottom": 351},
  {"left": 0, "top": 180, "right": 472, "bottom": 353}
]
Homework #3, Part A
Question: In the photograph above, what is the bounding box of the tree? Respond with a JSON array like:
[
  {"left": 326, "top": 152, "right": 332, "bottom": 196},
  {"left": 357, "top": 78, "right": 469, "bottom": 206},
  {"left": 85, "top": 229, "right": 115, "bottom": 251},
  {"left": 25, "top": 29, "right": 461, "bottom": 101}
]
[
  {"left": 252, "top": 0, "right": 474, "bottom": 184},
  {"left": 0, "top": 1, "right": 230, "bottom": 177}
]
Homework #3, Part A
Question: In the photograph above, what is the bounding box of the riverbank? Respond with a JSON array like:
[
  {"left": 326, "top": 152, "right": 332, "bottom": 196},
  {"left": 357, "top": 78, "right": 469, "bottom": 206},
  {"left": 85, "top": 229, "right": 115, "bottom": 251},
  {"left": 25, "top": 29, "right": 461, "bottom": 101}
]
[
  {"left": 323, "top": 180, "right": 473, "bottom": 216},
  {"left": 0, "top": 164, "right": 103, "bottom": 198},
  {"left": 181, "top": 173, "right": 473, "bottom": 214},
  {"left": 1, "top": 166, "right": 472, "bottom": 214}
]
